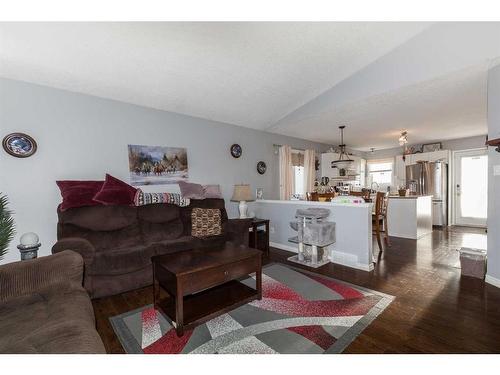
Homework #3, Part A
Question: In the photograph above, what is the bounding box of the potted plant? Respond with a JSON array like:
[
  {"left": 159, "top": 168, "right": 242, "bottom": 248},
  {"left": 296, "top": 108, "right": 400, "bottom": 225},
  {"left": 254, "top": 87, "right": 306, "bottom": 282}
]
[{"left": 0, "top": 193, "right": 15, "bottom": 261}]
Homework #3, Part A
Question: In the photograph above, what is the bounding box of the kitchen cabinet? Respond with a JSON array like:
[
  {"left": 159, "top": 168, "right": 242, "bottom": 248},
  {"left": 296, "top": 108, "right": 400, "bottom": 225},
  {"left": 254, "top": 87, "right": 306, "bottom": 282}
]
[
  {"left": 394, "top": 155, "right": 406, "bottom": 186},
  {"left": 321, "top": 153, "right": 340, "bottom": 178},
  {"left": 404, "top": 150, "right": 450, "bottom": 165},
  {"left": 387, "top": 195, "right": 433, "bottom": 239},
  {"left": 427, "top": 150, "right": 449, "bottom": 162}
]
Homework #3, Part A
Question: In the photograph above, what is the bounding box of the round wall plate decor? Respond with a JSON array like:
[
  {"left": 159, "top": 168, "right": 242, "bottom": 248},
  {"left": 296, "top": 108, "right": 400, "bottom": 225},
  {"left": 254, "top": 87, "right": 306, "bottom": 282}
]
[
  {"left": 2, "top": 133, "right": 38, "bottom": 158},
  {"left": 257, "top": 161, "right": 267, "bottom": 174},
  {"left": 230, "top": 144, "right": 242, "bottom": 158}
]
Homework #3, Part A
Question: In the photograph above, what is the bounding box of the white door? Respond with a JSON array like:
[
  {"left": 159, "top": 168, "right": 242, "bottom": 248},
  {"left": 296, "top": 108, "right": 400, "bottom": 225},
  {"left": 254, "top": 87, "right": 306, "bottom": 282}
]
[{"left": 454, "top": 149, "right": 488, "bottom": 227}]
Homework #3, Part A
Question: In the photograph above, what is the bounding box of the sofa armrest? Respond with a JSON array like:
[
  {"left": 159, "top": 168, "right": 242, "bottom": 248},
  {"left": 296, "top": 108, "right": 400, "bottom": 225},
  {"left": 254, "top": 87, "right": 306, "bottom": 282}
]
[
  {"left": 224, "top": 218, "right": 252, "bottom": 245},
  {"left": 0, "top": 250, "right": 84, "bottom": 303},
  {"left": 52, "top": 237, "right": 96, "bottom": 265}
]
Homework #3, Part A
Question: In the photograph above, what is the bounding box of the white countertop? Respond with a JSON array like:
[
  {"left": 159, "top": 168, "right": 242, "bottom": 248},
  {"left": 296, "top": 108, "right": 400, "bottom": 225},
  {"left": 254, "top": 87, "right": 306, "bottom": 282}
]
[
  {"left": 254, "top": 199, "right": 372, "bottom": 208},
  {"left": 388, "top": 195, "right": 433, "bottom": 199}
]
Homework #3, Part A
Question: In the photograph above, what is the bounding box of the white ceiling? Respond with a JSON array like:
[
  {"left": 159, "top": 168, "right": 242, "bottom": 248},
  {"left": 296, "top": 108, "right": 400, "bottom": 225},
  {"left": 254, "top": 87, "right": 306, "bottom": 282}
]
[
  {"left": 269, "top": 64, "right": 489, "bottom": 150},
  {"left": 0, "top": 22, "right": 429, "bottom": 129},
  {"left": 0, "top": 22, "right": 497, "bottom": 150}
]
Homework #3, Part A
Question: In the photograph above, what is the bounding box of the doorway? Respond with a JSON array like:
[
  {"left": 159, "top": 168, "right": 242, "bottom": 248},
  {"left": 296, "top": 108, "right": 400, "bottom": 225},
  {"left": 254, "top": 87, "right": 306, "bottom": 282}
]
[{"left": 453, "top": 148, "right": 488, "bottom": 227}]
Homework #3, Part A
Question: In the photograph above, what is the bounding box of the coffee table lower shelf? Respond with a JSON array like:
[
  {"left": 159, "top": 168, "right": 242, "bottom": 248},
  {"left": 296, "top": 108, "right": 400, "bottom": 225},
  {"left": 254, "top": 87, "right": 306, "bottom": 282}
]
[{"left": 156, "top": 280, "right": 259, "bottom": 335}]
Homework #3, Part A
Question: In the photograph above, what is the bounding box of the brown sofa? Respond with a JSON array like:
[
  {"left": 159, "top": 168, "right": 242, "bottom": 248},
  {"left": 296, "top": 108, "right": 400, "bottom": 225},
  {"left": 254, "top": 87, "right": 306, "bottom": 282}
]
[
  {"left": 0, "top": 250, "right": 105, "bottom": 353},
  {"left": 52, "top": 198, "right": 251, "bottom": 299}
]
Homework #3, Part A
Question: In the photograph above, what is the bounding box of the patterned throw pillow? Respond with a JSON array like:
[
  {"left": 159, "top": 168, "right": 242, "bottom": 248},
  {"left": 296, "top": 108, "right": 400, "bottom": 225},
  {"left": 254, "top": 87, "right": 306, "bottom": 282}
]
[{"left": 191, "top": 208, "right": 222, "bottom": 237}]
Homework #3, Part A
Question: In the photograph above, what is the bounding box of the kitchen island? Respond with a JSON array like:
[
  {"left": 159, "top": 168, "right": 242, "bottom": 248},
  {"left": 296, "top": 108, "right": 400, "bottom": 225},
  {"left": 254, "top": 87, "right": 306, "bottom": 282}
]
[
  {"left": 253, "top": 199, "right": 374, "bottom": 271},
  {"left": 387, "top": 195, "right": 433, "bottom": 239}
]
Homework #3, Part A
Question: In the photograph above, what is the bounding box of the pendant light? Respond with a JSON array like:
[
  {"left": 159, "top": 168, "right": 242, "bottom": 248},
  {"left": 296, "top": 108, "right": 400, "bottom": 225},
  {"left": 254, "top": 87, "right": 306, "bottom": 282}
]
[
  {"left": 331, "top": 125, "right": 353, "bottom": 169},
  {"left": 399, "top": 130, "right": 408, "bottom": 146}
]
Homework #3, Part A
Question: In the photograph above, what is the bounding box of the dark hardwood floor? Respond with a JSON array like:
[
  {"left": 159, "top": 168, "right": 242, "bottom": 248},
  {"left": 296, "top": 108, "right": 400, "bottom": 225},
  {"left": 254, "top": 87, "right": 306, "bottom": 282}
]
[{"left": 92, "top": 226, "right": 500, "bottom": 353}]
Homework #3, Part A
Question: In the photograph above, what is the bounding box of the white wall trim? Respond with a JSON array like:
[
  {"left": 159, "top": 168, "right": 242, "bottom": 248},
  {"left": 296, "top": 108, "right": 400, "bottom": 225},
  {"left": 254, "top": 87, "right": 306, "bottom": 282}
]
[
  {"left": 270, "top": 241, "right": 299, "bottom": 254},
  {"left": 451, "top": 147, "right": 488, "bottom": 227},
  {"left": 485, "top": 274, "right": 500, "bottom": 288},
  {"left": 270, "top": 241, "right": 374, "bottom": 272}
]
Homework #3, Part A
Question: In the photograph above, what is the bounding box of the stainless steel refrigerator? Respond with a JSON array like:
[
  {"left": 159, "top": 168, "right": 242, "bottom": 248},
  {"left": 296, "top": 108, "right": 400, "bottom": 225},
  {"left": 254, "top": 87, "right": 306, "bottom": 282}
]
[{"left": 406, "top": 161, "right": 448, "bottom": 226}]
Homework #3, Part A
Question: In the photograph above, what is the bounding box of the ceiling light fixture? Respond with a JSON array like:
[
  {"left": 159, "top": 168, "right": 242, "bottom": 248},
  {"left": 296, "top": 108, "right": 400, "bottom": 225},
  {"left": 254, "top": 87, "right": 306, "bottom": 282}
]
[
  {"left": 398, "top": 130, "right": 408, "bottom": 146},
  {"left": 331, "top": 125, "right": 353, "bottom": 169}
]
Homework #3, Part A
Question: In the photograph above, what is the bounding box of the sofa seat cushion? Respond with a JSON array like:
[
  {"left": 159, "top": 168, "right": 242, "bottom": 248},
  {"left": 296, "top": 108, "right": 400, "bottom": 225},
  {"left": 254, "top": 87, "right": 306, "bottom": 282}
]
[
  {"left": 0, "top": 287, "right": 95, "bottom": 341},
  {"left": 196, "top": 234, "right": 227, "bottom": 249},
  {"left": 146, "top": 236, "right": 201, "bottom": 256},
  {"left": 89, "top": 236, "right": 202, "bottom": 276},
  {"left": 89, "top": 245, "right": 156, "bottom": 276},
  {"left": 0, "top": 321, "right": 105, "bottom": 354}
]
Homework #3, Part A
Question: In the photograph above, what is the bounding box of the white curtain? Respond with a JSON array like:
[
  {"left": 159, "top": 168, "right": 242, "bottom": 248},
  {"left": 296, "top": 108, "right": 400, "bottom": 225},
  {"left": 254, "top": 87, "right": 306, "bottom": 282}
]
[
  {"left": 279, "top": 145, "right": 293, "bottom": 200},
  {"left": 303, "top": 149, "right": 316, "bottom": 194}
]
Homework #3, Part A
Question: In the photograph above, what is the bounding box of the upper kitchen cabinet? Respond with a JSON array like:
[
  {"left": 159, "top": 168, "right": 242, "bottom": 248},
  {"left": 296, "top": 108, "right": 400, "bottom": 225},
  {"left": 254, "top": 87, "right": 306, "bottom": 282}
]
[
  {"left": 427, "top": 150, "right": 450, "bottom": 162},
  {"left": 404, "top": 150, "right": 450, "bottom": 165},
  {"left": 321, "top": 152, "right": 340, "bottom": 178}
]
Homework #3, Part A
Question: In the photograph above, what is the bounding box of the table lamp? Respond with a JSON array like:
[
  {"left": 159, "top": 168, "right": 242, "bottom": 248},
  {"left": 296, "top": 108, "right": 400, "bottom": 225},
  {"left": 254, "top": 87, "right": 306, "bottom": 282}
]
[{"left": 231, "top": 184, "right": 254, "bottom": 218}]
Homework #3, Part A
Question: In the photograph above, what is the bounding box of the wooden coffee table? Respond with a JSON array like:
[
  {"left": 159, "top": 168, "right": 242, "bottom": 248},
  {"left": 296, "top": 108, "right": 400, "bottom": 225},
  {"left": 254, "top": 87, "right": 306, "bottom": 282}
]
[{"left": 152, "top": 243, "right": 262, "bottom": 336}]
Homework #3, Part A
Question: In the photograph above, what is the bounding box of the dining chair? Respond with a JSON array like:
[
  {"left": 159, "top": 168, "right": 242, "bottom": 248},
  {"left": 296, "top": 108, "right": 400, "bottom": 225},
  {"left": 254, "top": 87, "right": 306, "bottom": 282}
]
[{"left": 373, "top": 191, "right": 391, "bottom": 255}]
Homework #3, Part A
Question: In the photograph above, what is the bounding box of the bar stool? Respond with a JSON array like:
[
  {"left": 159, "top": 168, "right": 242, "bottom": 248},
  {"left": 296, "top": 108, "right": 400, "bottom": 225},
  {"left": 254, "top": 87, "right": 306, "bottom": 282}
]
[{"left": 288, "top": 208, "right": 335, "bottom": 268}]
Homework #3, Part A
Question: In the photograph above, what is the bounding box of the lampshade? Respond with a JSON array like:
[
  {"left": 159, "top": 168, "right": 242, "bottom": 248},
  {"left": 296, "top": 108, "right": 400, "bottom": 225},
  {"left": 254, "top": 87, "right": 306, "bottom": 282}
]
[{"left": 231, "top": 184, "right": 254, "bottom": 202}]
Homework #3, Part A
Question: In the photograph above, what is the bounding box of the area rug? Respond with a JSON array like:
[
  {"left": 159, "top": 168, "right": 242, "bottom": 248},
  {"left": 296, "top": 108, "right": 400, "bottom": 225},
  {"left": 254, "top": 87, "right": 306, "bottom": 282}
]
[{"left": 110, "top": 263, "right": 393, "bottom": 354}]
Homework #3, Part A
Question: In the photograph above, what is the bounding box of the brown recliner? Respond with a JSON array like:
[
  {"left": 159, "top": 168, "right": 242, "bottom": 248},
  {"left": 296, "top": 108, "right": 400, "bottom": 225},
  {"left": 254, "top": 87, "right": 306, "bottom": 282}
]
[
  {"left": 52, "top": 198, "right": 251, "bottom": 299},
  {"left": 0, "top": 250, "right": 105, "bottom": 353}
]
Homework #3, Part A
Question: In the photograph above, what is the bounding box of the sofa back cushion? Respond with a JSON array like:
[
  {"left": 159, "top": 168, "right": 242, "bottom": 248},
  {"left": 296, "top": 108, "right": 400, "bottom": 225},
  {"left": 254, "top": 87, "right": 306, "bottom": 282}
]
[
  {"left": 58, "top": 205, "right": 137, "bottom": 231},
  {"left": 57, "top": 205, "right": 141, "bottom": 251},
  {"left": 137, "top": 204, "right": 184, "bottom": 242}
]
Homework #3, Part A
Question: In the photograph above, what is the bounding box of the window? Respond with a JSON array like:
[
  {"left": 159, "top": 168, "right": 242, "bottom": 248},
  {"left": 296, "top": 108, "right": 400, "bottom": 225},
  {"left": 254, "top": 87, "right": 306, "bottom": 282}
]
[
  {"left": 367, "top": 159, "right": 393, "bottom": 189},
  {"left": 291, "top": 150, "right": 305, "bottom": 198},
  {"left": 293, "top": 166, "right": 305, "bottom": 197}
]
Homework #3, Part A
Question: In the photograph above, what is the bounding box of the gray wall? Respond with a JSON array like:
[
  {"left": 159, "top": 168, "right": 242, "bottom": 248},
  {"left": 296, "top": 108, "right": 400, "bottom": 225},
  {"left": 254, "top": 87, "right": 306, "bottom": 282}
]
[
  {"left": 487, "top": 64, "right": 500, "bottom": 283},
  {"left": 366, "top": 135, "right": 487, "bottom": 160},
  {"left": 0, "top": 78, "right": 329, "bottom": 264}
]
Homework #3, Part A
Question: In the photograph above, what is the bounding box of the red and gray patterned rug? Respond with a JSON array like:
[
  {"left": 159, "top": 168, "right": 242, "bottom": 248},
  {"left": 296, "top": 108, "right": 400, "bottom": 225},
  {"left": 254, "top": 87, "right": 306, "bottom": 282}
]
[{"left": 110, "top": 263, "right": 393, "bottom": 354}]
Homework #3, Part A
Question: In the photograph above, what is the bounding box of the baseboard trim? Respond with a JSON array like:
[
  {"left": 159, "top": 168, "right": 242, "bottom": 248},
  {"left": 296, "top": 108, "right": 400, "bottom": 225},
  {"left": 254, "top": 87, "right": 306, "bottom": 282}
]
[
  {"left": 270, "top": 241, "right": 298, "bottom": 254},
  {"left": 485, "top": 274, "right": 500, "bottom": 288},
  {"left": 269, "top": 242, "right": 373, "bottom": 272}
]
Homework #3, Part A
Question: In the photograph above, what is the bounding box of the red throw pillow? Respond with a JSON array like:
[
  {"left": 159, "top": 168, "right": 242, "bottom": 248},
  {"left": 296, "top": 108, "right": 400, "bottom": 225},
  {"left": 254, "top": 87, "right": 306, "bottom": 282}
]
[
  {"left": 93, "top": 174, "right": 138, "bottom": 206},
  {"left": 56, "top": 180, "right": 104, "bottom": 211}
]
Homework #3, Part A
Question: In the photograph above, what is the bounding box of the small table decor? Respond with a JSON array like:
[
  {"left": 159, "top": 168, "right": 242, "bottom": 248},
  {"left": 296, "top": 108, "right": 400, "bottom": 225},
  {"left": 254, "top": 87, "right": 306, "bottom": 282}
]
[{"left": 17, "top": 232, "right": 41, "bottom": 260}]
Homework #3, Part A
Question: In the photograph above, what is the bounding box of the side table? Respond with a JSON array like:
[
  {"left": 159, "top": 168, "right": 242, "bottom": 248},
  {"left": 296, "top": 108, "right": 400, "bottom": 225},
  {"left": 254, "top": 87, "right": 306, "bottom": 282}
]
[{"left": 249, "top": 218, "right": 270, "bottom": 257}]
